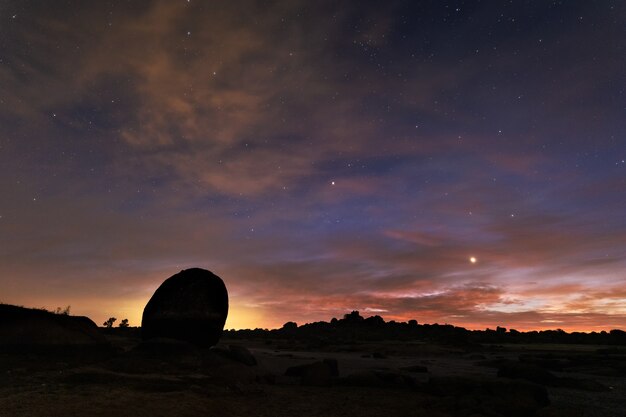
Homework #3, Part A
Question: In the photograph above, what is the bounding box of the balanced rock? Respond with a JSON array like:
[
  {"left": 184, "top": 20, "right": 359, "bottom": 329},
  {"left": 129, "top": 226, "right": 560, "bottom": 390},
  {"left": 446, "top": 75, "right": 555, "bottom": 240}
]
[{"left": 141, "top": 268, "right": 228, "bottom": 347}]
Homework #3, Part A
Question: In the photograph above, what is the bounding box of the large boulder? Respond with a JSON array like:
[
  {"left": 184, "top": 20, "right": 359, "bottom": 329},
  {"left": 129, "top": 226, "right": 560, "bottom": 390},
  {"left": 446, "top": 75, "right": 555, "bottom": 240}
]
[
  {"left": 0, "top": 304, "right": 109, "bottom": 352},
  {"left": 141, "top": 268, "right": 228, "bottom": 347}
]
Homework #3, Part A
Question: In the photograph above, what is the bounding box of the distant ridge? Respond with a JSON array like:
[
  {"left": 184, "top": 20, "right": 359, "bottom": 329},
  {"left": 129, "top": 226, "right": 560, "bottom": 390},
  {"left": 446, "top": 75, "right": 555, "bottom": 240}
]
[{"left": 225, "top": 310, "right": 626, "bottom": 346}]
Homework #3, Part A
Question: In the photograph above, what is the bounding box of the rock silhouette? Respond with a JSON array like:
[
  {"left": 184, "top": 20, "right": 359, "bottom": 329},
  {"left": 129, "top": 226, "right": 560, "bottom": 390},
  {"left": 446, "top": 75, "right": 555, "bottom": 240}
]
[
  {"left": 227, "top": 310, "right": 626, "bottom": 346},
  {"left": 141, "top": 268, "right": 228, "bottom": 347},
  {"left": 0, "top": 304, "right": 109, "bottom": 352}
]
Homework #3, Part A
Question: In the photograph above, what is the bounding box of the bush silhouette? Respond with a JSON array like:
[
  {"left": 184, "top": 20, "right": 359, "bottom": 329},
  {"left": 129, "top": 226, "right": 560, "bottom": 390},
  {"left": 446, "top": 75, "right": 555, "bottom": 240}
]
[{"left": 54, "top": 305, "right": 71, "bottom": 315}]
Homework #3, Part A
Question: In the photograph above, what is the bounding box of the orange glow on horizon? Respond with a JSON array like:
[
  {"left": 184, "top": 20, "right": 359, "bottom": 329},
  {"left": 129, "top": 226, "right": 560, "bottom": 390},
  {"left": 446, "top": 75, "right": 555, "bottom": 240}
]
[{"left": 5, "top": 297, "right": 622, "bottom": 334}]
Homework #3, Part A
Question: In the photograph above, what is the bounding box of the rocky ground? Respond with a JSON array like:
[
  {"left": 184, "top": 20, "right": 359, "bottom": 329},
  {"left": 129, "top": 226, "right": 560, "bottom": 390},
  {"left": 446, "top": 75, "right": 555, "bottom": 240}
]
[{"left": 0, "top": 331, "right": 624, "bottom": 417}]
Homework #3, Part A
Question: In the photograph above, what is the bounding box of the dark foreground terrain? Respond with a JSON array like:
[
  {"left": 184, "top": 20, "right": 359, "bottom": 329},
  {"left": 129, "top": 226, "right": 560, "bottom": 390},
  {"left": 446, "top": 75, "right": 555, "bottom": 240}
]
[{"left": 1, "top": 327, "right": 625, "bottom": 417}]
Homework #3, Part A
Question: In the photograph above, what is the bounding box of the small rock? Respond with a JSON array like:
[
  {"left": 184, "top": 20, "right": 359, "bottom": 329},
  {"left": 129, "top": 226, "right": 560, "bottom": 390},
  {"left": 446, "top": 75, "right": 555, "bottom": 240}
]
[
  {"left": 227, "top": 345, "right": 257, "bottom": 366},
  {"left": 465, "top": 353, "right": 487, "bottom": 360},
  {"left": 339, "top": 370, "right": 414, "bottom": 389},
  {"left": 400, "top": 365, "right": 428, "bottom": 373},
  {"left": 285, "top": 361, "right": 335, "bottom": 386}
]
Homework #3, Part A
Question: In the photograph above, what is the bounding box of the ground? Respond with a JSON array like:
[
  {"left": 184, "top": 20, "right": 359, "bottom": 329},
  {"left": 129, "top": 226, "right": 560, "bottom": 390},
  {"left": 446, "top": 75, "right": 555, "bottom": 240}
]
[{"left": 0, "top": 333, "right": 624, "bottom": 417}]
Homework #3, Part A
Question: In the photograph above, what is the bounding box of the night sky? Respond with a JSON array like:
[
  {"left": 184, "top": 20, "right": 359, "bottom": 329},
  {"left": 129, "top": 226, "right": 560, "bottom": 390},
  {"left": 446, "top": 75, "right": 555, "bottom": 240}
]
[{"left": 1, "top": 1, "right": 624, "bottom": 331}]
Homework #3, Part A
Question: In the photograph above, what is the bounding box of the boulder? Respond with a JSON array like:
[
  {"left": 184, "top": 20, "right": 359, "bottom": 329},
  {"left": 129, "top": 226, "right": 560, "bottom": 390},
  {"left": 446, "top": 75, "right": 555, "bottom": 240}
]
[
  {"left": 227, "top": 345, "right": 257, "bottom": 366},
  {"left": 400, "top": 364, "right": 428, "bottom": 373},
  {"left": 211, "top": 345, "right": 257, "bottom": 366},
  {"left": 0, "top": 304, "right": 109, "bottom": 353},
  {"left": 285, "top": 360, "right": 337, "bottom": 386},
  {"left": 141, "top": 268, "right": 228, "bottom": 347}
]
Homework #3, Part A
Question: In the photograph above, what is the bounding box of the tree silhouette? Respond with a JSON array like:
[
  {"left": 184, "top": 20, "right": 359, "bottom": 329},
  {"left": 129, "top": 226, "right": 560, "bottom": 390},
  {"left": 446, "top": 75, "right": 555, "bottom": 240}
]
[
  {"left": 119, "top": 318, "right": 129, "bottom": 328},
  {"left": 103, "top": 317, "right": 116, "bottom": 328}
]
